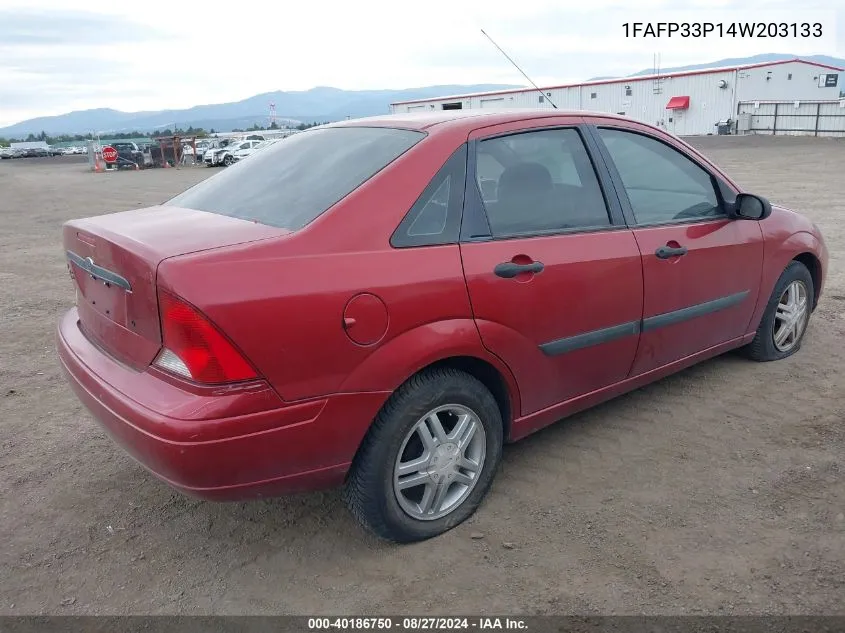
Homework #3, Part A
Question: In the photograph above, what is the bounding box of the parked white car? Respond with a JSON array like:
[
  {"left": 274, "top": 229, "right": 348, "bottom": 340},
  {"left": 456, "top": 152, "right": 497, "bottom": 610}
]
[
  {"left": 232, "top": 139, "right": 278, "bottom": 162},
  {"left": 203, "top": 138, "right": 244, "bottom": 167},
  {"left": 216, "top": 140, "right": 264, "bottom": 166}
]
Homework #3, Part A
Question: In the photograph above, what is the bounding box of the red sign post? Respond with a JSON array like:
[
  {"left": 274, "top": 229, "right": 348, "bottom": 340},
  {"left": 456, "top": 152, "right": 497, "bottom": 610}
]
[{"left": 102, "top": 146, "right": 118, "bottom": 163}]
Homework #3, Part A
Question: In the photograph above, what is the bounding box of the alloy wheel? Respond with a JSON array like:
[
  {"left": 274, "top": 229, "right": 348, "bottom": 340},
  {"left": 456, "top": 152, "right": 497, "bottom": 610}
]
[
  {"left": 773, "top": 279, "right": 809, "bottom": 352},
  {"left": 393, "top": 404, "right": 486, "bottom": 521}
]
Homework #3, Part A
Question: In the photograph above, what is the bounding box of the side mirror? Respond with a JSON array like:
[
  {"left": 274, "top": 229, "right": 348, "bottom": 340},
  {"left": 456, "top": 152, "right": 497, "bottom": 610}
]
[{"left": 732, "top": 193, "right": 772, "bottom": 220}]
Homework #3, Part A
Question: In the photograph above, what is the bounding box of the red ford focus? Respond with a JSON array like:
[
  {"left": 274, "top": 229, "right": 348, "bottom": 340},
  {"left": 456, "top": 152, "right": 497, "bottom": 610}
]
[{"left": 58, "top": 110, "right": 828, "bottom": 542}]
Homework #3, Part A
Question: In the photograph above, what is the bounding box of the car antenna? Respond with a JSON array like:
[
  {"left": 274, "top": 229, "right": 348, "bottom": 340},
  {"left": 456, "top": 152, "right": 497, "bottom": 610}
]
[{"left": 480, "top": 28, "right": 558, "bottom": 109}]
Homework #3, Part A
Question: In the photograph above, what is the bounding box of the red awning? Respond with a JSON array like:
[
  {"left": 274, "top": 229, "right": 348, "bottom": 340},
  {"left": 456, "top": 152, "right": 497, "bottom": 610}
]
[{"left": 666, "top": 96, "right": 690, "bottom": 110}]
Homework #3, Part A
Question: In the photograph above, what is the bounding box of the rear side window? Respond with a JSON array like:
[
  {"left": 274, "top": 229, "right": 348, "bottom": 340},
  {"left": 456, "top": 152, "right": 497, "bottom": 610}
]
[
  {"left": 166, "top": 127, "right": 425, "bottom": 230},
  {"left": 391, "top": 144, "right": 467, "bottom": 248},
  {"left": 475, "top": 128, "right": 611, "bottom": 238}
]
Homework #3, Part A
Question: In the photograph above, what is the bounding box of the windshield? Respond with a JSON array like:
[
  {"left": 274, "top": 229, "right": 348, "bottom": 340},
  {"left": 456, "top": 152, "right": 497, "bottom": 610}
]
[{"left": 165, "top": 126, "right": 425, "bottom": 230}]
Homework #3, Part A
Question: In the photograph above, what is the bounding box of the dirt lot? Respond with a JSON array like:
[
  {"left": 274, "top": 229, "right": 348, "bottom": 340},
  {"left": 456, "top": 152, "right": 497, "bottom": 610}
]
[{"left": 1, "top": 138, "right": 843, "bottom": 615}]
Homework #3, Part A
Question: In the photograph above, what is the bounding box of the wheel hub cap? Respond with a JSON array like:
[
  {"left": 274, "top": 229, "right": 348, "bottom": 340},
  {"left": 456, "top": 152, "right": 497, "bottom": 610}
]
[
  {"left": 773, "top": 280, "right": 809, "bottom": 352},
  {"left": 428, "top": 443, "right": 459, "bottom": 481},
  {"left": 393, "top": 405, "right": 487, "bottom": 521}
]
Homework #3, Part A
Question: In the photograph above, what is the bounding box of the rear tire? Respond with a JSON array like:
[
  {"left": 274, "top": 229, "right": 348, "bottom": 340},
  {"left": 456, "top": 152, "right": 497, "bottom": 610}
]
[
  {"left": 343, "top": 368, "right": 503, "bottom": 543},
  {"left": 744, "top": 260, "right": 814, "bottom": 362}
]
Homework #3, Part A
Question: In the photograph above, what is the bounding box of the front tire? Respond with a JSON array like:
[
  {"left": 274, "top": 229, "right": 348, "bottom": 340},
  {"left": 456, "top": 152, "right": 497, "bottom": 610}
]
[
  {"left": 343, "top": 368, "right": 503, "bottom": 543},
  {"left": 744, "top": 260, "right": 814, "bottom": 361}
]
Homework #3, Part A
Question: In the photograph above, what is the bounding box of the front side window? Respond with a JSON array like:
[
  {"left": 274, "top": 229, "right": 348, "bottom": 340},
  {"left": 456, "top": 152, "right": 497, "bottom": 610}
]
[
  {"left": 166, "top": 127, "right": 425, "bottom": 230},
  {"left": 475, "top": 128, "right": 611, "bottom": 238},
  {"left": 597, "top": 128, "right": 723, "bottom": 224}
]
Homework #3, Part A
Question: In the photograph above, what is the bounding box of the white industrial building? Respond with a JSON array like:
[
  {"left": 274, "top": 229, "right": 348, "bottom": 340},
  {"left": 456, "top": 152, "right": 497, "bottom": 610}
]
[
  {"left": 390, "top": 58, "right": 844, "bottom": 136},
  {"left": 10, "top": 141, "right": 50, "bottom": 150}
]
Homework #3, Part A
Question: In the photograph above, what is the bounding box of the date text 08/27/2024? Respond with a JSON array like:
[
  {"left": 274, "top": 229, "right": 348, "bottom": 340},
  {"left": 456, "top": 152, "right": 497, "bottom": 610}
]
[{"left": 307, "top": 618, "right": 528, "bottom": 630}]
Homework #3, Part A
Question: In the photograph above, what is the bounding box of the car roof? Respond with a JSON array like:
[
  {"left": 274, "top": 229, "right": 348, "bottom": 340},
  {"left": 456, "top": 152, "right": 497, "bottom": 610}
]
[{"left": 323, "top": 108, "right": 633, "bottom": 134}]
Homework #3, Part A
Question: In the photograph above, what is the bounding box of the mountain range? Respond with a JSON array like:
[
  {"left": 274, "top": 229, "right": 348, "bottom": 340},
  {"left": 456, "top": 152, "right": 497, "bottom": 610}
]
[
  {"left": 2, "top": 53, "right": 842, "bottom": 137},
  {"left": 0, "top": 85, "right": 521, "bottom": 138}
]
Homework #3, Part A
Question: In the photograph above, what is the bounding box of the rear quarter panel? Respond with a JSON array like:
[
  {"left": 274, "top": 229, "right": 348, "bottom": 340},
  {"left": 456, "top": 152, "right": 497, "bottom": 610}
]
[
  {"left": 156, "top": 128, "right": 506, "bottom": 404},
  {"left": 158, "top": 245, "right": 475, "bottom": 401}
]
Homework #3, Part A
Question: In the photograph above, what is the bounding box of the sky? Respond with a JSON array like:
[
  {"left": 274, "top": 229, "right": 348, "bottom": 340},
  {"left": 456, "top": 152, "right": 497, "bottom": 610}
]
[{"left": 0, "top": 0, "right": 842, "bottom": 127}]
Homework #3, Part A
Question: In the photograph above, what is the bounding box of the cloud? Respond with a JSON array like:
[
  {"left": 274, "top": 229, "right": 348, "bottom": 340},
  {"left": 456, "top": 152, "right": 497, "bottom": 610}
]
[
  {"left": 0, "top": 83, "right": 148, "bottom": 109},
  {"left": 0, "top": 8, "right": 168, "bottom": 45},
  {"left": 0, "top": 8, "right": 176, "bottom": 123},
  {"left": 0, "top": 0, "right": 842, "bottom": 127},
  {"left": 1, "top": 53, "right": 129, "bottom": 79}
]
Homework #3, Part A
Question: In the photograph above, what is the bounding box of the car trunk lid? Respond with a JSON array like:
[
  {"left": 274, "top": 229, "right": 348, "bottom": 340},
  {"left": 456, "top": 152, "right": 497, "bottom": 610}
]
[{"left": 64, "top": 205, "right": 286, "bottom": 370}]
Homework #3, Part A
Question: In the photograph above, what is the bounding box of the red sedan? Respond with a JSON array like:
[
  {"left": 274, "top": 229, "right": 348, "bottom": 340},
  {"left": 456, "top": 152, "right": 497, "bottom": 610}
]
[{"left": 57, "top": 110, "right": 828, "bottom": 542}]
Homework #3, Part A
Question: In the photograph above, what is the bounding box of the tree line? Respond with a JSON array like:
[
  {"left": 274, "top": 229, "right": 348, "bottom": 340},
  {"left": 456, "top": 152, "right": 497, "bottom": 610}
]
[
  {"left": 231, "top": 121, "right": 328, "bottom": 133},
  {"left": 0, "top": 121, "right": 328, "bottom": 146}
]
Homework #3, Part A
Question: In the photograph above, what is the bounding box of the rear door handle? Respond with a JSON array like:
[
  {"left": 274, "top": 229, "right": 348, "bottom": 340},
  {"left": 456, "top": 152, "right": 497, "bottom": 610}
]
[
  {"left": 655, "top": 245, "right": 688, "bottom": 259},
  {"left": 494, "top": 261, "right": 544, "bottom": 278}
]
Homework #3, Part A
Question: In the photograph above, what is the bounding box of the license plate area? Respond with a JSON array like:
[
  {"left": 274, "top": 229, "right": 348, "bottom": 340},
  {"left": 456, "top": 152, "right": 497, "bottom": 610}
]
[{"left": 73, "top": 265, "right": 129, "bottom": 326}]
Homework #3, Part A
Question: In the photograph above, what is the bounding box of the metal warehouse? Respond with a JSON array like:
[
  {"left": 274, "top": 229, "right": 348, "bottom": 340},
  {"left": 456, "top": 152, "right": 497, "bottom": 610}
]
[{"left": 390, "top": 59, "right": 844, "bottom": 136}]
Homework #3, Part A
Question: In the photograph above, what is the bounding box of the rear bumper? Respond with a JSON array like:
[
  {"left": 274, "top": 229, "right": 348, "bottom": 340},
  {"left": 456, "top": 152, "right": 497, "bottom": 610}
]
[{"left": 57, "top": 308, "right": 388, "bottom": 500}]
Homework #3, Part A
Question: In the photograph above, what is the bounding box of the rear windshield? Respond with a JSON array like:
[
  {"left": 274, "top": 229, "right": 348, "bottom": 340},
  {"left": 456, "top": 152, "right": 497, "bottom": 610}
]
[{"left": 165, "top": 126, "right": 425, "bottom": 230}]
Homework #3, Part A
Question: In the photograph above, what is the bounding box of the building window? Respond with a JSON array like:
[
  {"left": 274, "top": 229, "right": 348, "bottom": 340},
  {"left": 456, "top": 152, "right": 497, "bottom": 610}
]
[
  {"left": 788, "top": 73, "right": 793, "bottom": 80},
  {"left": 625, "top": 87, "right": 632, "bottom": 96},
  {"left": 539, "top": 95, "right": 545, "bottom": 103},
  {"left": 590, "top": 92, "right": 597, "bottom": 99}
]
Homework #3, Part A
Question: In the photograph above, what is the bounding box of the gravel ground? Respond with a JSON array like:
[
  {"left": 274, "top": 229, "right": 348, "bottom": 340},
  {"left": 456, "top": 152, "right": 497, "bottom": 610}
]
[{"left": 1, "top": 138, "right": 843, "bottom": 615}]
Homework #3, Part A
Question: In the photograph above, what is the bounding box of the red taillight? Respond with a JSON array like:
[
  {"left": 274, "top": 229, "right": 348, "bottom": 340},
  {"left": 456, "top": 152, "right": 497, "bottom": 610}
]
[{"left": 154, "top": 289, "right": 258, "bottom": 384}]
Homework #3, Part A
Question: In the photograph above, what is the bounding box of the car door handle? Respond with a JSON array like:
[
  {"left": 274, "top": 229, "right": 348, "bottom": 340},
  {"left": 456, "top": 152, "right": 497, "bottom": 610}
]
[
  {"left": 494, "top": 261, "right": 544, "bottom": 278},
  {"left": 655, "top": 245, "right": 688, "bottom": 259}
]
